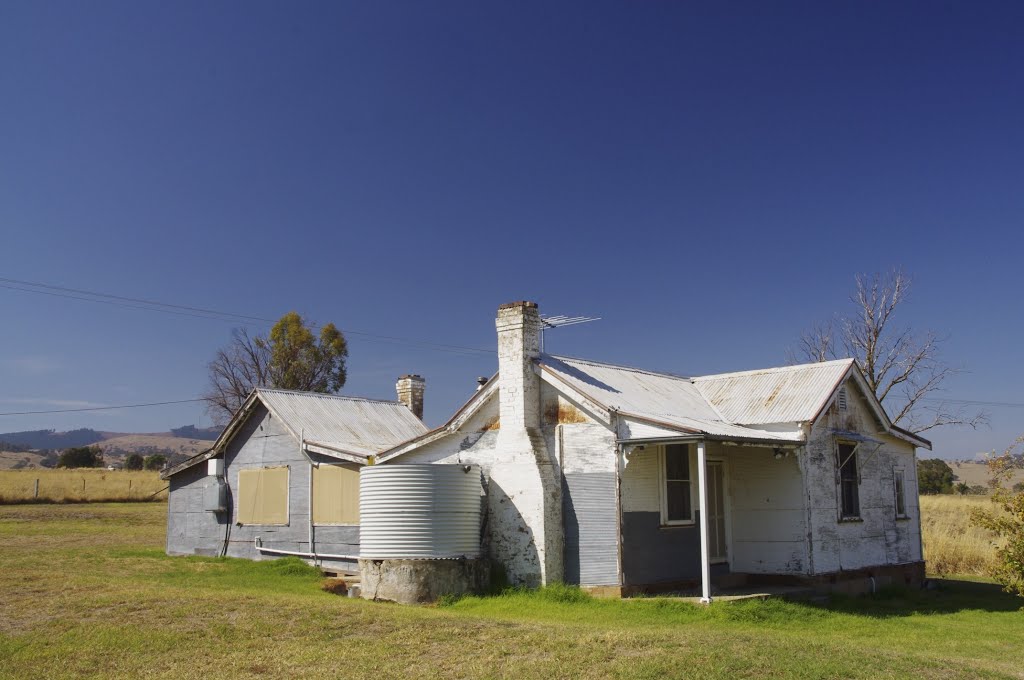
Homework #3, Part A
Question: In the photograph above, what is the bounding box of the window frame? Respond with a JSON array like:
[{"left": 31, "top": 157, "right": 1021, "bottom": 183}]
[
  {"left": 836, "top": 440, "right": 861, "bottom": 521},
  {"left": 236, "top": 465, "right": 290, "bottom": 526},
  {"left": 893, "top": 467, "right": 908, "bottom": 520},
  {"left": 659, "top": 443, "right": 696, "bottom": 527}
]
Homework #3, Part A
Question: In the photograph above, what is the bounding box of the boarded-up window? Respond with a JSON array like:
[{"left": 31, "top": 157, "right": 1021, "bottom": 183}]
[
  {"left": 662, "top": 444, "right": 693, "bottom": 524},
  {"left": 313, "top": 464, "right": 360, "bottom": 525},
  {"left": 237, "top": 467, "right": 289, "bottom": 525}
]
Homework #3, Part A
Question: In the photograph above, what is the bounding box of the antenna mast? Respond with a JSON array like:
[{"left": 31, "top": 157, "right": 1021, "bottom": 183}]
[{"left": 539, "top": 314, "right": 601, "bottom": 353}]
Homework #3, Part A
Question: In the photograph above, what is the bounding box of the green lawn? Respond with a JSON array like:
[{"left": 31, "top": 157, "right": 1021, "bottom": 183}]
[{"left": 0, "top": 504, "right": 1021, "bottom": 679}]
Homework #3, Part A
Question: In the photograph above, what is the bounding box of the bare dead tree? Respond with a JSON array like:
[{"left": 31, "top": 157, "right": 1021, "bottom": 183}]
[
  {"left": 793, "top": 270, "right": 987, "bottom": 434},
  {"left": 202, "top": 328, "right": 272, "bottom": 426}
]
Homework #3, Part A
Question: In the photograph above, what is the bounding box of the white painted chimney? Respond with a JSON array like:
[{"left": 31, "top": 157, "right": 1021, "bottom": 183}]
[
  {"left": 488, "top": 300, "right": 563, "bottom": 587},
  {"left": 395, "top": 374, "right": 425, "bottom": 420},
  {"left": 495, "top": 301, "right": 542, "bottom": 432}
]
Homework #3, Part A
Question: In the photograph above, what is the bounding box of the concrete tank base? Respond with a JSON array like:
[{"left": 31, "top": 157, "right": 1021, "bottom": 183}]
[{"left": 359, "top": 558, "right": 490, "bottom": 604}]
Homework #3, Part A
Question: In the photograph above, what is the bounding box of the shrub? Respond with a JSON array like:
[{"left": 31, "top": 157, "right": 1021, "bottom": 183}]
[
  {"left": 918, "top": 458, "right": 955, "bottom": 494},
  {"left": 143, "top": 454, "right": 167, "bottom": 471},
  {"left": 124, "top": 454, "right": 144, "bottom": 470},
  {"left": 973, "top": 435, "right": 1024, "bottom": 598}
]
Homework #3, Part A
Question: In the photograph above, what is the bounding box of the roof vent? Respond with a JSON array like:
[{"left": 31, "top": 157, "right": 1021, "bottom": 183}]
[{"left": 837, "top": 387, "right": 848, "bottom": 411}]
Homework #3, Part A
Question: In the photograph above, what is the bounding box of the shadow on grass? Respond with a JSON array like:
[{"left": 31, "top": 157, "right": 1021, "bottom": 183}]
[{"left": 811, "top": 578, "right": 1022, "bottom": 617}]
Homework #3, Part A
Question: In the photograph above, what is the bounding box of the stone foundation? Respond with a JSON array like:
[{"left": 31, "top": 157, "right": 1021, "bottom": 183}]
[{"left": 359, "top": 558, "right": 489, "bottom": 604}]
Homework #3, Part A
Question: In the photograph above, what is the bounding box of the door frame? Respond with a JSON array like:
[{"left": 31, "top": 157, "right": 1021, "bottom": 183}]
[{"left": 706, "top": 458, "right": 732, "bottom": 565}]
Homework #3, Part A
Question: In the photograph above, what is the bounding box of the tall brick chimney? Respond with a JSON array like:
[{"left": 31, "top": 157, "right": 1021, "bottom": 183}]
[
  {"left": 395, "top": 374, "right": 425, "bottom": 420},
  {"left": 489, "top": 301, "right": 563, "bottom": 587}
]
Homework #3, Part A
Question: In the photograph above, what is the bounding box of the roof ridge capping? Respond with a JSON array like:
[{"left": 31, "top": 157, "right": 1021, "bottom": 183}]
[
  {"left": 256, "top": 387, "right": 403, "bottom": 405},
  {"left": 692, "top": 357, "right": 856, "bottom": 382},
  {"left": 543, "top": 353, "right": 693, "bottom": 381}
]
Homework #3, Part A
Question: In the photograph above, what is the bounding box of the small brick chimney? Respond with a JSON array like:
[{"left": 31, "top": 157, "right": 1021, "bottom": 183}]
[{"left": 395, "top": 374, "right": 425, "bottom": 420}]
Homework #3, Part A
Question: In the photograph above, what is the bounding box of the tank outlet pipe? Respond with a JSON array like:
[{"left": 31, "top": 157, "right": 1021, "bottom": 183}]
[{"left": 253, "top": 537, "right": 357, "bottom": 562}]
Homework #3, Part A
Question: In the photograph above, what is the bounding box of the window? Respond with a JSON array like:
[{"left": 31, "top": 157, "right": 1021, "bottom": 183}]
[
  {"left": 662, "top": 444, "right": 693, "bottom": 524},
  {"left": 313, "top": 464, "right": 360, "bottom": 525},
  {"left": 837, "top": 443, "right": 860, "bottom": 519},
  {"left": 237, "top": 466, "right": 289, "bottom": 525},
  {"left": 894, "top": 468, "right": 907, "bottom": 518}
]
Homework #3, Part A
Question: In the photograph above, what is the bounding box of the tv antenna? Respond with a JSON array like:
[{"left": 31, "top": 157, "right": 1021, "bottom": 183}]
[{"left": 539, "top": 313, "right": 601, "bottom": 352}]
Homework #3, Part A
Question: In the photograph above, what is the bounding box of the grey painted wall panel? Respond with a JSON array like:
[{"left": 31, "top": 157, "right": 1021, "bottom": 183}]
[
  {"left": 560, "top": 424, "right": 619, "bottom": 587},
  {"left": 166, "top": 464, "right": 224, "bottom": 556},
  {"left": 563, "top": 471, "right": 618, "bottom": 586},
  {"left": 622, "top": 511, "right": 703, "bottom": 585}
]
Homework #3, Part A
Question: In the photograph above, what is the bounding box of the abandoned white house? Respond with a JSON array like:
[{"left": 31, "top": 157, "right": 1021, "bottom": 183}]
[{"left": 164, "top": 301, "right": 930, "bottom": 600}]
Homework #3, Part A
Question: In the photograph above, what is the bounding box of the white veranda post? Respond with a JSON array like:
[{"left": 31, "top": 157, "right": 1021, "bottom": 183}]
[{"left": 697, "top": 439, "right": 712, "bottom": 603}]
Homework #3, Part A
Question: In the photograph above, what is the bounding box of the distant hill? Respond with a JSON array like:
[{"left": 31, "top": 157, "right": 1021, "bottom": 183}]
[
  {"left": 0, "top": 424, "right": 221, "bottom": 470},
  {"left": 169, "top": 425, "right": 220, "bottom": 440},
  {"left": 0, "top": 428, "right": 105, "bottom": 450}
]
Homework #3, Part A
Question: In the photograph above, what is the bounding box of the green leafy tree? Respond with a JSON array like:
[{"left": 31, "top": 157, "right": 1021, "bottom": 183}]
[
  {"left": 203, "top": 312, "right": 349, "bottom": 425},
  {"left": 917, "top": 458, "right": 955, "bottom": 494},
  {"left": 124, "top": 453, "right": 144, "bottom": 470},
  {"left": 972, "top": 435, "right": 1024, "bottom": 599},
  {"left": 143, "top": 454, "right": 167, "bottom": 471},
  {"left": 57, "top": 446, "right": 104, "bottom": 469}
]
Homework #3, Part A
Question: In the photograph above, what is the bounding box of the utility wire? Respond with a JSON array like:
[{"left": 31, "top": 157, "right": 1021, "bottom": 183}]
[
  {"left": 0, "top": 398, "right": 206, "bottom": 416},
  {"left": 0, "top": 276, "right": 495, "bottom": 356},
  {"left": 919, "top": 397, "right": 1024, "bottom": 408}
]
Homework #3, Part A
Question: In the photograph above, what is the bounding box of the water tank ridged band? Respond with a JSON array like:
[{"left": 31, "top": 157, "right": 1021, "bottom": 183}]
[{"left": 359, "top": 464, "right": 482, "bottom": 559}]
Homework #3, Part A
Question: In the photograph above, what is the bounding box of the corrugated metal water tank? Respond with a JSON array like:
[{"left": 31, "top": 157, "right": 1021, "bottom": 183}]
[{"left": 360, "top": 464, "right": 482, "bottom": 559}]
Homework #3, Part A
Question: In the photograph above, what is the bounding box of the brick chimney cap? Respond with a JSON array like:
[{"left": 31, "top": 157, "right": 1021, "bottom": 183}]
[
  {"left": 398, "top": 374, "right": 425, "bottom": 381},
  {"left": 498, "top": 301, "right": 538, "bottom": 310}
]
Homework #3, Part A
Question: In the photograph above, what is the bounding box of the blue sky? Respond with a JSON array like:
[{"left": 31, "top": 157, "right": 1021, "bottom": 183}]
[{"left": 1, "top": 1, "right": 1021, "bottom": 459}]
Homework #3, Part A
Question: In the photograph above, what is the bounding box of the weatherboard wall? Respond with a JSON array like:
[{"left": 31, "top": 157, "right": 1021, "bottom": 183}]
[
  {"left": 801, "top": 380, "right": 922, "bottom": 575},
  {"left": 166, "top": 404, "right": 360, "bottom": 571},
  {"left": 166, "top": 463, "right": 223, "bottom": 556}
]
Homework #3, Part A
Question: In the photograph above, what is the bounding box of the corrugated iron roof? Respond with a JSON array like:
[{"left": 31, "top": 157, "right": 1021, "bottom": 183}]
[
  {"left": 692, "top": 359, "right": 853, "bottom": 425},
  {"left": 163, "top": 388, "right": 428, "bottom": 478},
  {"left": 258, "top": 388, "right": 428, "bottom": 457},
  {"left": 540, "top": 355, "right": 806, "bottom": 444}
]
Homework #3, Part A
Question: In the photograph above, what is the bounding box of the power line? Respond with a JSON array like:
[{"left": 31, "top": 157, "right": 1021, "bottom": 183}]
[
  {"left": 0, "top": 398, "right": 206, "bottom": 416},
  {"left": 919, "top": 397, "right": 1024, "bottom": 408},
  {"left": 0, "top": 276, "right": 495, "bottom": 356}
]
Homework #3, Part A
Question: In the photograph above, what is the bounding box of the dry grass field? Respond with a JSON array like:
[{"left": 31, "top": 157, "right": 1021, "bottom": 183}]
[
  {"left": 919, "top": 494, "right": 1003, "bottom": 576},
  {"left": 0, "top": 469, "right": 167, "bottom": 503}
]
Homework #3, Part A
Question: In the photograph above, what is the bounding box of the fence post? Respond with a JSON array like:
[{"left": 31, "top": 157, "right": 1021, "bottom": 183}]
[
  {"left": 34, "top": 478, "right": 39, "bottom": 498},
  {"left": 129, "top": 478, "right": 132, "bottom": 497}
]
